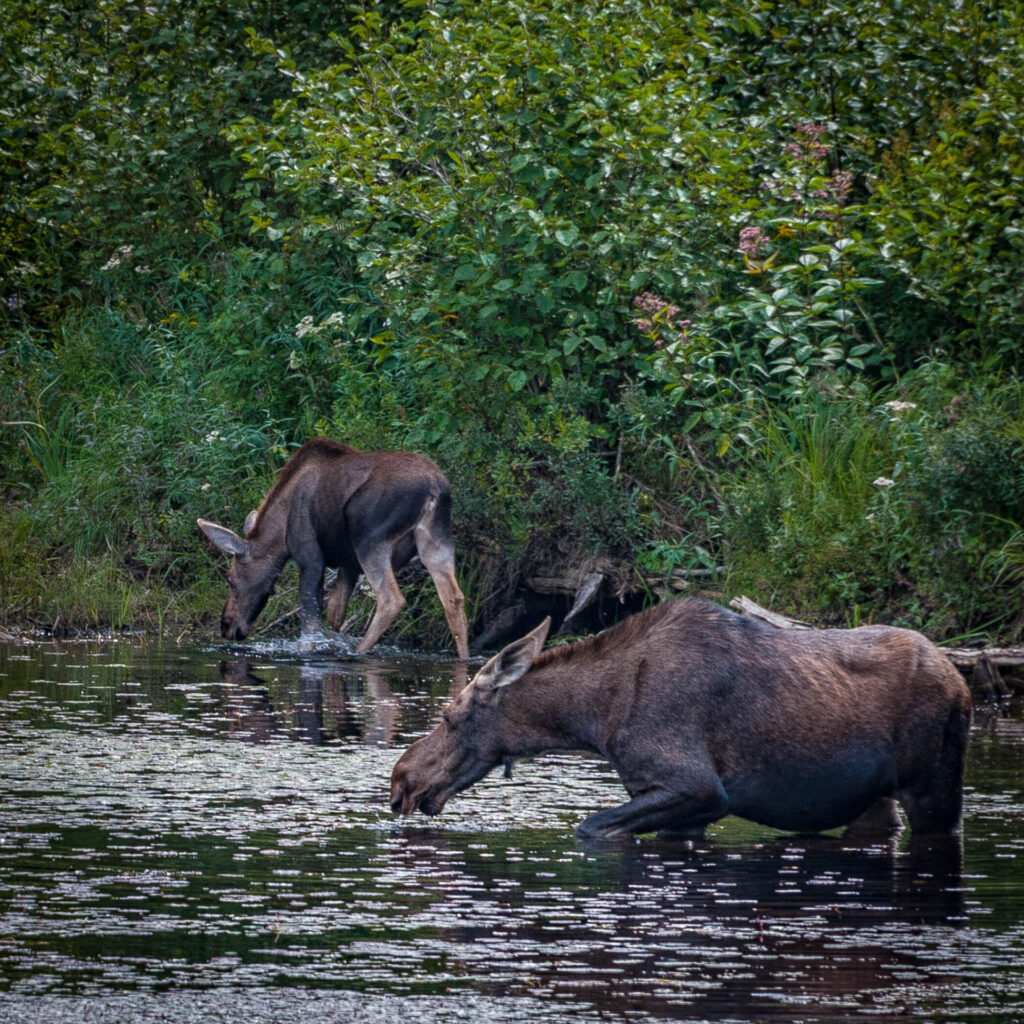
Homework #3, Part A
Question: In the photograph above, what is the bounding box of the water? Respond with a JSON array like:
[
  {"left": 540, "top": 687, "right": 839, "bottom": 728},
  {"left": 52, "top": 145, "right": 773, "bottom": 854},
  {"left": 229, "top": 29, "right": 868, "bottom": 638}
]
[{"left": 1, "top": 637, "right": 1023, "bottom": 1023}]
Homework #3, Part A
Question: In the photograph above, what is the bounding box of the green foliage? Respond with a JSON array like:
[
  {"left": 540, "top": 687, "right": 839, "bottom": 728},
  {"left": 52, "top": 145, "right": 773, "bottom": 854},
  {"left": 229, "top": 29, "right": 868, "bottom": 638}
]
[
  {"left": 227, "top": 0, "right": 748, "bottom": 421},
  {"left": 2, "top": 0, "right": 1023, "bottom": 641},
  {"left": 723, "top": 374, "right": 1024, "bottom": 639},
  {"left": 0, "top": 0, "right": 356, "bottom": 326}
]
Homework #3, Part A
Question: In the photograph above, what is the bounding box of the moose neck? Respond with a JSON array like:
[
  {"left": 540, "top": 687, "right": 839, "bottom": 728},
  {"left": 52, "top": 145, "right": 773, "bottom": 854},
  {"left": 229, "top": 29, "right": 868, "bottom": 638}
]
[
  {"left": 501, "top": 649, "right": 618, "bottom": 760},
  {"left": 247, "top": 507, "right": 289, "bottom": 563}
]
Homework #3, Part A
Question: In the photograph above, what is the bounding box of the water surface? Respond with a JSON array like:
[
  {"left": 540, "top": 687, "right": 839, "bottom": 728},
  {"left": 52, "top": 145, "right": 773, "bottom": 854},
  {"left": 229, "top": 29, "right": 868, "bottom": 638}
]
[{"left": 1, "top": 637, "right": 1023, "bottom": 1022}]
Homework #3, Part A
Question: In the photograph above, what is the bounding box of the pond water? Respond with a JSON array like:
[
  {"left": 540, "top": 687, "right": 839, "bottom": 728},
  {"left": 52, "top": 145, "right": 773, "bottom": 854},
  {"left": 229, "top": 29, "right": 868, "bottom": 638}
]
[{"left": 1, "top": 637, "right": 1023, "bottom": 1024}]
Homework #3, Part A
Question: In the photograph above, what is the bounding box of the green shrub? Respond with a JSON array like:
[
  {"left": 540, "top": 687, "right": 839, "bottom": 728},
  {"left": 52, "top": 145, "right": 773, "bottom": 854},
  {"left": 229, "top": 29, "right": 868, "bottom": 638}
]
[{"left": 722, "top": 371, "right": 1024, "bottom": 640}]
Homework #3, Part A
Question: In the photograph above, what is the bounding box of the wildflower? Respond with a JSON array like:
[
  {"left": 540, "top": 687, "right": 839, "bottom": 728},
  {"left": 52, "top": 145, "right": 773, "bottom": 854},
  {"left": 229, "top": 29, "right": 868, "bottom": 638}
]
[
  {"left": 633, "top": 292, "right": 669, "bottom": 316},
  {"left": 783, "top": 124, "right": 830, "bottom": 166},
  {"left": 829, "top": 169, "right": 855, "bottom": 204},
  {"left": 873, "top": 477, "right": 895, "bottom": 488},
  {"left": 101, "top": 245, "right": 134, "bottom": 271},
  {"left": 204, "top": 430, "right": 222, "bottom": 443},
  {"left": 295, "top": 315, "right": 315, "bottom": 339},
  {"left": 738, "top": 226, "right": 769, "bottom": 257},
  {"left": 795, "top": 122, "right": 828, "bottom": 139},
  {"left": 884, "top": 400, "right": 917, "bottom": 413},
  {"left": 631, "top": 293, "right": 691, "bottom": 347}
]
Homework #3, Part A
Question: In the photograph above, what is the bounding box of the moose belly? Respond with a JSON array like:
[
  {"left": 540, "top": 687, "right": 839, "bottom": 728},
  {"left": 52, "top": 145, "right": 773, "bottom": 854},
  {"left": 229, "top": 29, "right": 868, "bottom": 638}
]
[{"left": 722, "top": 747, "right": 898, "bottom": 833}]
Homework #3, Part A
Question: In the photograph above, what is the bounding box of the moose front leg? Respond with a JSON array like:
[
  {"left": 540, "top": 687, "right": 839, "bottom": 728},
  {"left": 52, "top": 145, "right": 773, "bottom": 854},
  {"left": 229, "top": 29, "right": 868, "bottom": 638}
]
[
  {"left": 296, "top": 561, "right": 326, "bottom": 643},
  {"left": 576, "top": 781, "right": 728, "bottom": 839}
]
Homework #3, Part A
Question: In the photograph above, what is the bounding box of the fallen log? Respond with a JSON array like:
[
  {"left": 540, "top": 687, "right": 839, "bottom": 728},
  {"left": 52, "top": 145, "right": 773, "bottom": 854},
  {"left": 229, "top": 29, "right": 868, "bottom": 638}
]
[{"left": 729, "top": 595, "right": 1024, "bottom": 695}]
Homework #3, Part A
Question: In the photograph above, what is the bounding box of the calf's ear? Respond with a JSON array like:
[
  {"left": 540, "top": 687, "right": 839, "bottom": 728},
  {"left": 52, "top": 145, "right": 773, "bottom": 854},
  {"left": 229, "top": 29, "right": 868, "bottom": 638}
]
[
  {"left": 474, "top": 617, "right": 551, "bottom": 695},
  {"left": 197, "top": 518, "right": 251, "bottom": 558}
]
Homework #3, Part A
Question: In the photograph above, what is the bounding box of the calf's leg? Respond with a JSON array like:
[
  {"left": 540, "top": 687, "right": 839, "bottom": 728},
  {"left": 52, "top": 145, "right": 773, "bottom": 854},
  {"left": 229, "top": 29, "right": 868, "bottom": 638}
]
[
  {"left": 354, "top": 544, "right": 407, "bottom": 654},
  {"left": 297, "top": 562, "right": 326, "bottom": 640},
  {"left": 326, "top": 565, "right": 358, "bottom": 632},
  {"left": 414, "top": 511, "right": 469, "bottom": 659}
]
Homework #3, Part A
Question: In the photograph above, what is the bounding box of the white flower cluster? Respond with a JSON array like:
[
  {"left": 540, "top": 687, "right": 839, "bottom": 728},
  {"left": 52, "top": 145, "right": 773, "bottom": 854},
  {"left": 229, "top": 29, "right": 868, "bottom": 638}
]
[
  {"left": 101, "top": 245, "right": 134, "bottom": 271},
  {"left": 294, "top": 311, "right": 347, "bottom": 338}
]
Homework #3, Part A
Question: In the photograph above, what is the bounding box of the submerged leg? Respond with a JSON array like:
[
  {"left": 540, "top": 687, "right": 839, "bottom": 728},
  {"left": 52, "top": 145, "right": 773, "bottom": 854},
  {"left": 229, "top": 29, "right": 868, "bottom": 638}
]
[
  {"left": 843, "top": 797, "right": 904, "bottom": 839},
  {"left": 899, "top": 702, "right": 971, "bottom": 836},
  {"left": 576, "top": 782, "right": 728, "bottom": 839}
]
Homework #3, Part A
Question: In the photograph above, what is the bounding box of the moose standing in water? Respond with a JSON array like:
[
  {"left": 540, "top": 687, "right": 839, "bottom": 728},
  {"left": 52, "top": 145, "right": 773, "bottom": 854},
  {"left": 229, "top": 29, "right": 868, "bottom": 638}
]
[
  {"left": 391, "top": 598, "right": 971, "bottom": 838},
  {"left": 198, "top": 439, "right": 470, "bottom": 658}
]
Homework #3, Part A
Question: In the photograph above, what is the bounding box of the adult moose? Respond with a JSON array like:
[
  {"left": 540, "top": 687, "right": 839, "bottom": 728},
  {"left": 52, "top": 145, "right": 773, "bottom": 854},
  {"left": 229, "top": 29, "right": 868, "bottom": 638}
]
[
  {"left": 391, "top": 598, "right": 971, "bottom": 839},
  {"left": 198, "top": 439, "right": 470, "bottom": 658}
]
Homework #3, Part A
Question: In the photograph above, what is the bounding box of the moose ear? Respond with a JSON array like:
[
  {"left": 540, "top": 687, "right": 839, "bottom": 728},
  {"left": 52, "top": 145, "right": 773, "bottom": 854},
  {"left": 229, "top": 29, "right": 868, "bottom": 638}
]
[
  {"left": 474, "top": 617, "right": 551, "bottom": 695},
  {"left": 243, "top": 509, "right": 259, "bottom": 536},
  {"left": 197, "top": 518, "right": 251, "bottom": 558}
]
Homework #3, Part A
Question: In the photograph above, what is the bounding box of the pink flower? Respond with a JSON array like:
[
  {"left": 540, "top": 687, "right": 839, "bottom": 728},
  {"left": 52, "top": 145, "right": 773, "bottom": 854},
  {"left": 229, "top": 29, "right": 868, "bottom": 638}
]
[
  {"left": 738, "top": 226, "right": 769, "bottom": 256},
  {"left": 830, "top": 169, "right": 854, "bottom": 203},
  {"left": 795, "top": 122, "right": 827, "bottom": 138}
]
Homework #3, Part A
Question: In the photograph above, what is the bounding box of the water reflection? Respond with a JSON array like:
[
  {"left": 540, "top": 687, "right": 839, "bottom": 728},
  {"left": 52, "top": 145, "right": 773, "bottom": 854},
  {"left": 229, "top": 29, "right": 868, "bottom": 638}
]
[
  {"left": 214, "top": 660, "right": 465, "bottom": 747},
  {"left": 0, "top": 640, "right": 1022, "bottom": 1024}
]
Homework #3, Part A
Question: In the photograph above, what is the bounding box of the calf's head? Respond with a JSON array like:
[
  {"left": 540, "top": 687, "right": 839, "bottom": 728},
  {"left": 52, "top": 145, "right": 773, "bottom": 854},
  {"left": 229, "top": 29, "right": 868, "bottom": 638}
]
[
  {"left": 197, "top": 514, "right": 275, "bottom": 641},
  {"left": 390, "top": 618, "right": 551, "bottom": 817}
]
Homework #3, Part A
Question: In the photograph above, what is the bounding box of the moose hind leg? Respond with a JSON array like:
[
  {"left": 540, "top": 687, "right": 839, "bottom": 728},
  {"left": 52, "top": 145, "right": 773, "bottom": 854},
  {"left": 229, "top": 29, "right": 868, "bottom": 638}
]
[
  {"left": 354, "top": 545, "right": 406, "bottom": 654},
  {"left": 326, "top": 565, "right": 358, "bottom": 632},
  {"left": 576, "top": 782, "right": 728, "bottom": 839},
  {"left": 899, "top": 703, "right": 970, "bottom": 835},
  {"left": 414, "top": 512, "right": 469, "bottom": 659}
]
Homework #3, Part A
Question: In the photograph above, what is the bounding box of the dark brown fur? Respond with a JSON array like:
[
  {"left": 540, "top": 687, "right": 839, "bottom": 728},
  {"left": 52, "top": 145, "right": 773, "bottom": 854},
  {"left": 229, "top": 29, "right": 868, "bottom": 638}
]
[
  {"left": 198, "top": 439, "right": 469, "bottom": 657},
  {"left": 391, "top": 598, "right": 971, "bottom": 838}
]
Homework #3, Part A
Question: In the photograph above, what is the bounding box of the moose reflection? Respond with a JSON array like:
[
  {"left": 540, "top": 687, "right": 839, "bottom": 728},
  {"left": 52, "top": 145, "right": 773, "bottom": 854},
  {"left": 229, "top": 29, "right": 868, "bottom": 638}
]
[
  {"left": 199, "top": 438, "right": 469, "bottom": 657},
  {"left": 218, "top": 660, "right": 400, "bottom": 746},
  {"left": 391, "top": 598, "right": 972, "bottom": 840}
]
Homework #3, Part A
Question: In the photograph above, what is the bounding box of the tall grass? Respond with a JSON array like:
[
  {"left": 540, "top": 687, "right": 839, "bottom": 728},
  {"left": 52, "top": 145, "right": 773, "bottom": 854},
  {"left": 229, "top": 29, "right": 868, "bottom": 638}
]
[
  {"left": 722, "top": 390, "right": 890, "bottom": 622},
  {"left": 722, "top": 376, "right": 1024, "bottom": 640}
]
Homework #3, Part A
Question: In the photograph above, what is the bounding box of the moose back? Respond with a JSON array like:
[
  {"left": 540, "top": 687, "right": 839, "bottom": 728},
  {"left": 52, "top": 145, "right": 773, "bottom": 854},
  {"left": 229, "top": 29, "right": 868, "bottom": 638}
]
[
  {"left": 391, "top": 598, "right": 971, "bottom": 838},
  {"left": 198, "top": 438, "right": 469, "bottom": 657}
]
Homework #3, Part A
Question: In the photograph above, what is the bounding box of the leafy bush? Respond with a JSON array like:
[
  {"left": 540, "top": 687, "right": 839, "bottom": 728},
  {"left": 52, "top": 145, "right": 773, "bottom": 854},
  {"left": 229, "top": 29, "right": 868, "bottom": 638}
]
[
  {"left": 722, "top": 371, "right": 1024, "bottom": 639},
  {"left": 3, "top": 0, "right": 1023, "bottom": 642}
]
